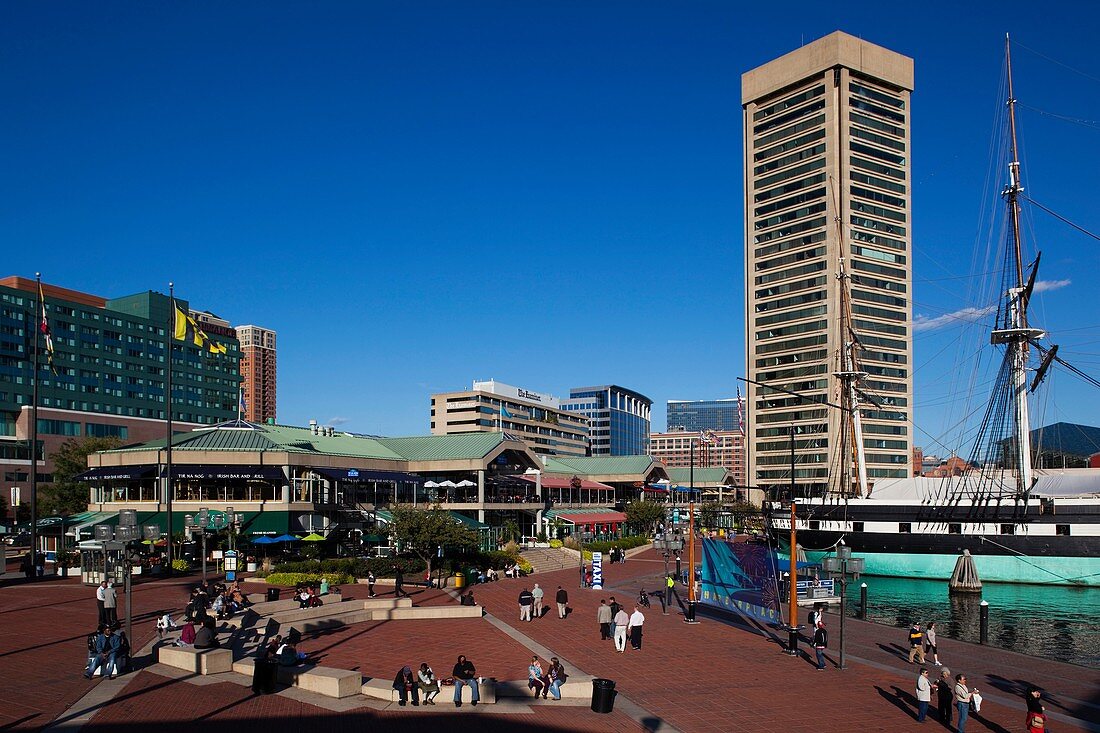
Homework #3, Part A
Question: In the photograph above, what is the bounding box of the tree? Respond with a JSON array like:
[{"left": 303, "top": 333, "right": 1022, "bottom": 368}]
[
  {"left": 697, "top": 502, "right": 722, "bottom": 530},
  {"left": 388, "top": 504, "right": 479, "bottom": 580},
  {"left": 624, "top": 500, "right": 666, "bottom": 535},
  {"left": 500, "top": 519, "right": 520, "bottom": 543},
  {"left": 40, "top": 436, "right": 123, "bottom": 516}
]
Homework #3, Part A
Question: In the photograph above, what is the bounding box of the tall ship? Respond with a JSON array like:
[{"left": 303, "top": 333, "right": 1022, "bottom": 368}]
[{"left": 763, "top": 37, "right": 1100, "bottom": 587}]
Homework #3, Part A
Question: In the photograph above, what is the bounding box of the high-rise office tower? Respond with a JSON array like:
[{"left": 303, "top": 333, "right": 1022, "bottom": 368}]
[
  {"left": 236, "top": 325, "right": 277, "bottom": 423},
  {"left": 667, "top": 398, "right": 744, "bottom": 432},
  {"left": 562, "top": 385, "right": 652, "bottom": 456},
  {"left": 742, "top": 32, "right": 913, "bottom": 495}
]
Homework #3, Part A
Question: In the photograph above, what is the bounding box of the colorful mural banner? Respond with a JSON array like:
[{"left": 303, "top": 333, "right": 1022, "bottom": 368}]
[{"left": 700, "top": 538, "right": 781, "bottom": 624}]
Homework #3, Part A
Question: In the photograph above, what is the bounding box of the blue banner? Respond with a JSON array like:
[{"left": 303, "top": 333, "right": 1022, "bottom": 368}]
[
  {"left": 700, "top": 538, "right": 781, "bottom": 624},
  {"left": 591, "top": 551, "right": 603, "bottom": 589}
]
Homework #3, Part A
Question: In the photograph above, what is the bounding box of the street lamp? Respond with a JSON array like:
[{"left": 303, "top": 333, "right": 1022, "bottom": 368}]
[
  {"left": 653, "top": 526, "right": 683, "bottom": 615},
  {"left": 822, "top": 541, "right": 864, "bottom": 670}
]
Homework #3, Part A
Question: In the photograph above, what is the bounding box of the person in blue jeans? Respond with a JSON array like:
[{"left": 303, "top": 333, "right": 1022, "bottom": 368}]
[
  {"left": 546, "top": 657, "right": 567, "bottom": 701},
  {"left": 452, "top": 654, "right": 479, "bottom": 707},
  {"left": 954, "top": 674, "right": 976, "bottom": 732},
  {"left": 84, "top": 625, "right": 121, "bottom": 680}
]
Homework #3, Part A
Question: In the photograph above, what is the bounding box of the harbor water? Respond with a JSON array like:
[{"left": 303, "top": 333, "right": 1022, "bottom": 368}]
[{"left": 845, "top": 575, "right": 1100, "bottom": 668}]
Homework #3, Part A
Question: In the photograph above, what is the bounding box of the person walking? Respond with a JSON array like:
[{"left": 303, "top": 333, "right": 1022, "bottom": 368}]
[
  {"left": 518, "top": 587, "right": 534, "bottom": 622},
  {"left": 908, "top": 621, "right": 927, "bottom": 664},
  {"left": 555, "top": 586, "right": 568, "bottom": 619},
  {"left": 103, "top": 582, "right": 118, "bottom": 626},
  {"left": 367, "top": 571, "right": 377, "bottom": 598},
  {"left": 393, "top": 566, "right": 408, "bottom": 598},
  {"left": 95, "top": 582, "right": 108, "bottom": 625},
  {"left": 627, "top": 606, "right": 645, "bottom": 651},
  {"left": 925, "top": 621, "right": 942, "bottom": 666},
  {"left": 935, "top": 667, "right": 954, "bottom": 727},
  {"left": 954, "top": 673, "right": 977, "bottom": 733},
  {"left": 609, "top": 596, "right": 621, "bottom": 638},
  {"left": 812, "top": 621, "right": 828, "bottom": 670},
  {"left": 532, "top": 583, "right": 545, "bottom": 619},
  {"left": 915, "top": 668, "right": 932, "bottom": 722},
  {"left": 613, "top": 606, "right": 629, "bottom": 653},
  {"left": 597, "top": 599, "right": 612, "bottom": 640},
  {"left": 452, "top": 654, "right": 479, "bottom": 707}
]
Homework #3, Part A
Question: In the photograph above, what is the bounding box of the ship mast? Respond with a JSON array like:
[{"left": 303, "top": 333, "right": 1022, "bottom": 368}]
[
  {"left": 836, "top": 256, "right": 869, "bottom": 497},
  {"left": 991, "top": 33, "right": 1045, "bottom": 494}
]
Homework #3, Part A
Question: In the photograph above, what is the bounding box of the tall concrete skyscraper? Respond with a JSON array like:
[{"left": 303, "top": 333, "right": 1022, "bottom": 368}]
[
  {"left": 742, "top": 32, "right": 913, "bottom": 495},
  {"left": 236, "top": 325, "right": 277, "bottom": 423}
]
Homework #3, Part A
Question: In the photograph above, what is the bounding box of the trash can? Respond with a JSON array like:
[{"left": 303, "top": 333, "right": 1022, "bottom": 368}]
[
  {"left": 252, "top": 657, "right": 279, "bottom": 694},
  {"left": 266, "top": 587, "right": 280, "bottom": 602},
  {"left": 454, "top": 573, "right": 466, "bottom": 590},
  {"left": 465, "top": 568, "right": 480, "bottom": 587},
  {"left": 591, "top": 678, "right": 616, "bottom": 713}
]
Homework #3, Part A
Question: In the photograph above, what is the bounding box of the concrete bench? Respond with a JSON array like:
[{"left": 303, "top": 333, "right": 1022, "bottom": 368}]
[
  {"left": 158, "top": 645, "right": 234, "bottom": 675},
  {"left": 360, "top": 677, "right": 496, "bottom": 704},
  {"left": 270, "top": 602, "right": 354, "bottom": 625},
  {"left": 361, "top": 597, "right": 413, "bottom": 610},
  {"left": 232, "top": 659, "right": 362, "bottom": 698},
  {"left": 366, "top": 605, "right": 483, "bottom": 621},
  {"left": 495, "top": 675, "right": 593, "bottom": 700}
]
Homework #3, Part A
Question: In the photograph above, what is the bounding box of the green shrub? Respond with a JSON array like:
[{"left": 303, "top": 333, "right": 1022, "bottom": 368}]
[
  {"left": 264, "top": 572, "right": 354, "bottom": 587},
  {"left": 584, "top": 535, "right": 650, "bottom": 554},
  {"left": 271, "top": 557, "right": 426, "bottom": 578},
  {"left": 171, "top": 558, "right": 192, "bottom": 572},
  {"left": 548, "top": 539, "right": 562, "bottom": 549}
]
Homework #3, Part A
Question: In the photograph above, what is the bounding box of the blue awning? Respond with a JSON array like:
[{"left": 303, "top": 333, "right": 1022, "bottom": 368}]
[
  {"left": 311, "top": 467, "right": 422, "bottom": 484},
  {"left": 161, "top": 465, "right": 285, "bottom": 481},
  {"left": 75, "top": 466, "right": 155, "bottom": 481}
]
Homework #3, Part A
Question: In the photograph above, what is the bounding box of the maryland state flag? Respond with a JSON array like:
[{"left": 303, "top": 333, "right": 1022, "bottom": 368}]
[
  {"left": 174, "top": 304, "right": 228, "bottom": 354},
  {"left": 38, "top": 280, "right": 57, "bottom": 374}
]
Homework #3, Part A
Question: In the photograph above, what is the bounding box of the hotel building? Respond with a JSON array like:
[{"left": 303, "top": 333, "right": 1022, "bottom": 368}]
[
  {"left": 236, "top": 325, "right": 277, "bottom": 423},
  {"left": 430, "top": 380, "right": 589, "bottom": 457},
  {"left": 649, "top": 430, "right": 746, "bottom": 490},
  {"left": 742, "top": 32, "right": 914, "bottom": 495}
]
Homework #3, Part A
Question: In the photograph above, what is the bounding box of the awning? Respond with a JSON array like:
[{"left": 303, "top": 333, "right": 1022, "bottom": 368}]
[
  {"left": 75, "top": 466, "right": 155, "bottom": 482},
  {"left": 550, "top": 511, "right": 627, "bottom": 526},
  {"left": 518, "top": 475, "right": 614, "bottom": 490},
  {"left": 162, "top": 465, "right": 285, "bottom": 481},
  {"left": 67, "top": 511, "right": 116, "bottom": 538},
  {"left": 309, "top": 467, "right": 423, "bottom": 484},
  {"left": 642, "top": 486, "right": 669, "bottom": 493}
]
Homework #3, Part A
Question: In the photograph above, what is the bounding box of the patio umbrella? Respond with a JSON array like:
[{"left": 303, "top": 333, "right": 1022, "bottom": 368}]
[
  {"left": 274, "top": 534, "right": 300, "bottom": 542},
  {"left": 252, "top": 536, "right": 277, "bottom": 544},
  {"left": 300, "top": 533, "right": 326, "bottom": 542},
  {"left": 423, "top": 480, "right": 441, "bottom": 488},
  {"left": 438, "top": 480, "right": 457, "bottom": 488},
  {"left": 455, "top": 479, "right": 475, "bottom": 487}
]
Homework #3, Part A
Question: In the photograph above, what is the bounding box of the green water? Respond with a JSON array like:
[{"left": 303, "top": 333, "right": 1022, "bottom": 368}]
[{"left": 848, "top": 575, "right": 1100, "bottom": 668}]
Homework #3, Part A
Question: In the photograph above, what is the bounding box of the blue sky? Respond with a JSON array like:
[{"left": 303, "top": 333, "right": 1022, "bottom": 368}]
[{"left": 3, "top": 1, "right": 1100, "bottom": 451}]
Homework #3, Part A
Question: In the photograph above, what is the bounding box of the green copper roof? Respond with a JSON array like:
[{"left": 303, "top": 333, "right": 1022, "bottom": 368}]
[
  {"left": 376, "top": 432, "right": 507, "bottom": 461},
  {"left": 542, "top": 455, "right": 659, "bottom": 476},
  {"left": 667, "top": 468, "right": 731, "bottom": 485},
  {"left": 99, "top": 422, "right": 511, "bottom": 462}
]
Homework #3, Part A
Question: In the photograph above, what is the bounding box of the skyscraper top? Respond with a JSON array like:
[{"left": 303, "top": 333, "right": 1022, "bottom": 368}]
[{"left": 742, "top": 30, "right": 914, "bottom": 104}]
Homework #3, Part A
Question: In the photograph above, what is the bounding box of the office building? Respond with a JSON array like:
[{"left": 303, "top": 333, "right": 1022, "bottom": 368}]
[
  {"left": 561, "top": 385, "right": 652, "bottom": 456},
  {"left": 236, "top": 325, "right": 277, "bottom": 423},
  {"left": 742, "top": 32, "right": 914, "bottom": 495},
  {"left": 0, "top": 276, "right": 241, "bottom": 490},
  {"left": 667, "top": 397, "right": 745, "bottom": 432},
  {"left": 430, "top": 379, "right": 589, "bottom": 457},
  {"left": 649, "top": 430, "right": 746, "bottom": 489}
]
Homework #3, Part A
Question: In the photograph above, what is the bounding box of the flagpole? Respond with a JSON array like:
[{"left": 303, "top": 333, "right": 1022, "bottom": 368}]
[
  {"left": 29, "top": 274, "right": 41, "bottom": 579},
  {"left": 165, "top": 283, "right": 174, "bottom": 575}
]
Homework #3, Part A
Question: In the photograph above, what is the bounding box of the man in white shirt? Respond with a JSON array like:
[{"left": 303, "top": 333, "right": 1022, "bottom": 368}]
[
  {"left": 915, "top": 668, "right": 932, "bottom": 722},
  {"left": 627, "top": 607, "right": 645, "bottom": 651},
  {"left": 613, "top": 607, "right": 630, "bottom": 653},
  {"left": 96, "top": 581, "right": 108, "bottom": 626}
]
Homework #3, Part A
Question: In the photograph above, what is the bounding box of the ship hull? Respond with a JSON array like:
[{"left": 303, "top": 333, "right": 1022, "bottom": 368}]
[{"left": 792, "top": 529, "right": 1100, "bottom": 586}]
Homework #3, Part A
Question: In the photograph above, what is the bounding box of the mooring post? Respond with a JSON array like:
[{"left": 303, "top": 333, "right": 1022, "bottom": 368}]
[
  {"left": 979, "top": 600, "right": 989, "bottom": 645},
  {"left": 859, "top": 582, "right": 867, "bottom": 620}
]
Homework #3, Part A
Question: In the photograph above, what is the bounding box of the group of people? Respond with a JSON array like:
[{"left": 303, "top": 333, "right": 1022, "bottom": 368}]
[
  {"left": 595, "top": 596, "right": 644, "bottom": 652},
  {"left": 391, "top": 655, "right": 481, "bottom": 707},
  {"left": 516, "top": 584, "right": 572, "bottom": 620},
  {"left": 262, "top": 633, "right": 308, "bottom": 667},
  {"left": 915, "top": 667, "right": 983, "bottom": 731},
  {"left": 185, "top": 579, "right": 250, "bottom": 621},
  {"left": 84, "top": 622, "right": 132, "bottom": 680},
  {"left": 907, "top": 620, "right": 943, "bottom": 666},
  {"left": 526, "top": 655, "right": 567, "bottom": 700}
]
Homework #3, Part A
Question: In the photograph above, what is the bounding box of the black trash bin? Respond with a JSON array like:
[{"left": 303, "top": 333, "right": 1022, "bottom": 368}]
[
  {"left": 266, "top": 588, "right": 280, "bottom": 602},
  {"left": 252, "top": 657, "right": 279, "bottom": 694},
  {"left": 591, "top": 678, "right": 616, "bottom": 713}
]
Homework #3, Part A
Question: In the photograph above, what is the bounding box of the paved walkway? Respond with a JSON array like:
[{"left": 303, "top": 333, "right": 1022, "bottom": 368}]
[{"left": 1, "top": 548, "right": 1097, "bottom": 733}]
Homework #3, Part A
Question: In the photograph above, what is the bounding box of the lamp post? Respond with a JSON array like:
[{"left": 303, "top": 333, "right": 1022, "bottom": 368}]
[
  {"left": 653, "top": 524, "right": 683, "bottom": 615},
  {"left": 822, "top": 542, "right": 864, "bottom": 670}
]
